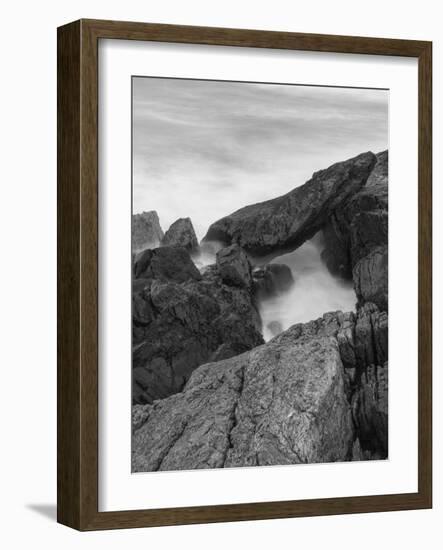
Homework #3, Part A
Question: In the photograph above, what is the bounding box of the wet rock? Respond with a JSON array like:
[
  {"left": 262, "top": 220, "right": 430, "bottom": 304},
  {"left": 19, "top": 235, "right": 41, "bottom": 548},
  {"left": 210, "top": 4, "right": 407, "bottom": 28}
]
[
  {"left": 321, "top": 150, "right": 388, "bottom": 310},
  {"left": 132, "top": 251, "right": 263, "bottom": 404},
  {"left": 252, "top": 263, "right": 294, "bottom": 299},
  {"left": 134, "top": 246, "right": 201, "bottom": 283},
  {"left": 216, "top": 244, "right": 252, "bottom": 289},
  {"left": 132, "top": 211, "right": 164, "bottom": 253},
  {"left": 203, "top": 152, "right": 376, "bottom": 257},
  {"left": 161, "top": 217, "right": 199, "bottom": 251}
]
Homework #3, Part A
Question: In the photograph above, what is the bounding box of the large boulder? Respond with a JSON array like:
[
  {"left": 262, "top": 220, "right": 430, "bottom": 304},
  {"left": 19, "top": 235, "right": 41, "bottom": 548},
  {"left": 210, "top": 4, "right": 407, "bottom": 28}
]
[
  {"left": 132, "top": 305, "right": 388, "bottom": 471},
  {"left": 132, "top": 211, "right": 164, "bottom": 253},
  {"left": 216, "top": 244, "right": 252, "bottom": 289},
  {"left": 132, "top": 328, "right": 354, "bottom": 471},
  {"left": 161, "top": 217, "right": 199, "bottom": 251},
  {"left": 203, "top": 152, "right": 377, "bottom": 257},
  {"left": 132, "top": 248, "right": 263, "bottom": 404},
  {"left": 133, "top": 246, "right": 201, "bottom": 283}
]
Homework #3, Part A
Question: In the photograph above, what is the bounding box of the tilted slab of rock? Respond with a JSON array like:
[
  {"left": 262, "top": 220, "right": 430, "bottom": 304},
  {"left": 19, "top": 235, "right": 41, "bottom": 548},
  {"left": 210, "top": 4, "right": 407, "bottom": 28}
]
[
  {"left": 132, "top": 304, "right": 388, "bottom": 471},
  {"left": 203, "top": 152, "right": 377, "bottom": 257},
  {"left": 132, "top": 211, "right": 164, "bottom": 254},
  {"left": 161, "top": 217, "right": 199, "bottom": 251},
  {"left": 132, "top": 333, "right": 354, "bottom": 471}
]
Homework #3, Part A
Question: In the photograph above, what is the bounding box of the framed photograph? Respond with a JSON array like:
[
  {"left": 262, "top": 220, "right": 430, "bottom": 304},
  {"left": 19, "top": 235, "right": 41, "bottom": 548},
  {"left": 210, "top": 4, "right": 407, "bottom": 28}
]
[{"left": 57, "top": 19, "right": 432, "bottom": 530}]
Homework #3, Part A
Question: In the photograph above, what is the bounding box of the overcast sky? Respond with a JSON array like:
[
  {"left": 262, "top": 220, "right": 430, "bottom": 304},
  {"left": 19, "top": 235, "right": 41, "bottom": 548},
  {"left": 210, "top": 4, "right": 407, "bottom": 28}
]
[{"left": 133, "top": 77, "right": 388, "bottom": 240}]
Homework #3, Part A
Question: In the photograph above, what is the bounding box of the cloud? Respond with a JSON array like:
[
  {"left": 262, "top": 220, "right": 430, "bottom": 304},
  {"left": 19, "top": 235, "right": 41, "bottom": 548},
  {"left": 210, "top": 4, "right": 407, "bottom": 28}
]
[{"left": 133, "top": 77, "right": 388, "bottom": 239}]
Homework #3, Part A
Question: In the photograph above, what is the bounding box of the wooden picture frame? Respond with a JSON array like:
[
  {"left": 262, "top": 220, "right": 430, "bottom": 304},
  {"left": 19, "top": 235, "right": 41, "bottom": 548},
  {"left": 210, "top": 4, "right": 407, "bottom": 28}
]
[{"left": 57, "top": 19, "right": 432, "bottom": 530}]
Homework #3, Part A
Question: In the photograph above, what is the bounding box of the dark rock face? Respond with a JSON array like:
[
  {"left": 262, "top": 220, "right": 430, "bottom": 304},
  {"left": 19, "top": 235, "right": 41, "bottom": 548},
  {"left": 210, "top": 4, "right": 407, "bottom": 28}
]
[
  {"left": 321, "top": 151, "right": 388, "bottom": 310},
  {"left": 203, "top": 152, "right": 377, "bottom": 257},
  {"left": 353, "top": 245, "right": 388, "bottom": 311},
  {"left": 161, "top": 217, "right": 199, "bottom": 251},
  {"left": 252, "top": 263, "right": 294, "bottom": 299},
  {"left": 132, "top": 304, "right": 388, "bottom": 471},
  {"left": 132, "top": 211, "right": 164, "bottom": 253},
  {"left": 352, "top": 363, "right": 388, "bottom": 458},
  {"left": 216, "top": 244, "right": 252, "bottom": 289},
  {"left": 134, "top": 246, "right": 201, "bottom": 283},
  {"left": 132, "top": 247, "right": 263, "bottom": 404}
]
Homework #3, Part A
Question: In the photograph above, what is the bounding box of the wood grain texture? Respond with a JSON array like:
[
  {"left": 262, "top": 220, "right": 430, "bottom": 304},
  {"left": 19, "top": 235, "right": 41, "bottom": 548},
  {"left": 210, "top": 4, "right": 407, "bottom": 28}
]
[
  {"left": 57, "top": 19, "right": 432, "bottom": 531},
  {"left": 57, "top": 20, "right": 81, "bottom": 528}
]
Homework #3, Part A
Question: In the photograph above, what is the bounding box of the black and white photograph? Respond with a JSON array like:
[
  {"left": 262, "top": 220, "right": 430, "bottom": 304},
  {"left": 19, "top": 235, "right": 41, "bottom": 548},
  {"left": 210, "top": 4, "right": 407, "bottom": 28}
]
[{"left": 131, "top": 76, "right": 389, "bottom": 473}]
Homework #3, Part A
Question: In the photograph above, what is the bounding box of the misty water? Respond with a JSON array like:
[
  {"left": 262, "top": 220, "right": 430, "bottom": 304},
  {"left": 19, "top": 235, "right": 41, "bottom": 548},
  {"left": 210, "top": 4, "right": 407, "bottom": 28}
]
[
  {"left": 192, "top": 235, "right": 357, "bottom": 342},
  {"left": 258, "top": 237, "right": 356, "bottom": 341}
]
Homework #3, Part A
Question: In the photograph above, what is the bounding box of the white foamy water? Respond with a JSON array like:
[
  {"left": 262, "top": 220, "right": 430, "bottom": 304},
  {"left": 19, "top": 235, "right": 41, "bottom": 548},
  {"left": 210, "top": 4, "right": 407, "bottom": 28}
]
[{"left": 258, "top": 238, "right": 357, "bottom": 341}]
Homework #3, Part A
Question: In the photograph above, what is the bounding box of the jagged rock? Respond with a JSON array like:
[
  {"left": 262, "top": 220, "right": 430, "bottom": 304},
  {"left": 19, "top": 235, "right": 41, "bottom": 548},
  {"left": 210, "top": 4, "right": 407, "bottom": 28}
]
[
  {"left": 132, "top": 404, "right": 152, "bottom": 433},
  {"left": 132, "top": 326, "right": 354, "bottom": 471},
  {"left": 353, "top": 302, "right": 388, "bottom": 368},
  {"left": 216, "top": 244, "right": 252, "bottom": 289},
  {"left": 353, "top": 246, "right": 388, "bottom": 311},
  {"left": 132, "top": 305, "right": 388, "bottom": 471},
  {"left": 203, "top": 152, "right": 376, "bottom": 257},
  {"left": 132, "top": 211, "right": 164, "bottom": 253},
  {"left": 321, "top": 151, "right": 388, "bottom": 309},
  {"left": 134, "top": 246, "right": 201, "bottom": 283},
  {"left": 352, "top": 363, "right": 388, "bottom": 458},
  {"left": 162, "top": 217, "right": 199, "bottom": 251},
  {"left": 252, "top": 263, "right": 294, "bottom": 299},
  {"left": 132, "top": 251, "right": 263, "bottom": 404},
  {"left": 209, "top": 343, "right": 239, "bottom": 362}
]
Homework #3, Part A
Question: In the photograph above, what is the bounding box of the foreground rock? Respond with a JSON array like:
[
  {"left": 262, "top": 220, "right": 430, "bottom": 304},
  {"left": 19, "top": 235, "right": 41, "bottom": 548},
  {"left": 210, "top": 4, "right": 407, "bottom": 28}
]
[
  {"left": 132, "top": 304, "right": 388, "bottom": 471},
  {"left": 321, "top": 151, "right": 388, "bottom": 310},
  {"left": 132, "top": 245, "right": 263, "bottom": 404},
  {"left": 203, "top": 152, "right": 377, "bottom": 257},
  {"left": 132, "top": 211, "right": 164, "bottom": 253},
  {"left": 161, "top": 217, "right": 199, "bottom": 251}
]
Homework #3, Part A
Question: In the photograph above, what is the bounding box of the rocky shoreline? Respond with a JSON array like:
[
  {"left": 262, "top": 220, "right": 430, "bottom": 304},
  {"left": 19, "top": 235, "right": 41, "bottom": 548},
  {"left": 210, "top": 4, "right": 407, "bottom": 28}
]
[{"left": 131, "top": 150, "right": 388, "bottom": 471}]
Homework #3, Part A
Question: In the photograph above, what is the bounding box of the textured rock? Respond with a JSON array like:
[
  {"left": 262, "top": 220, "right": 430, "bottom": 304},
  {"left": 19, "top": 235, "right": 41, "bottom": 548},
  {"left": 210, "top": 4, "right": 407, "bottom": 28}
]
[
  {"left": 203, "top": 152, "right": 376, "bottom": 257},
  {"left": 132, "top": 211, "right": 164, "bottom": 253},
  {"left": 353, "top": 246, "right": 388, "bottom": 311},
  {"left": 252, "top": 263, "right": 294, "bottom": 299},
  {"left": 134, "top": 246, "right": 201, "bottom": 283},
  {"left": 216, "top": 244, "right": 252, "bottom": 289},
  {"left": 132, "top": 328, "right": 354, "bottom": 471},
  {"left": 162, "top": 217, "right": 199, "bottom": 251},
  {"left": 352, "top": 363, "right": 388, "bottom": 458},
  {"left": 132, "top": 248, "right": 263, "bottom": 404},
  {"left": 132, "top": 305, "right": 388, "bottom": 471},
  {"left": 321, "top": 151, "right": 388, "bottom": 309}
]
